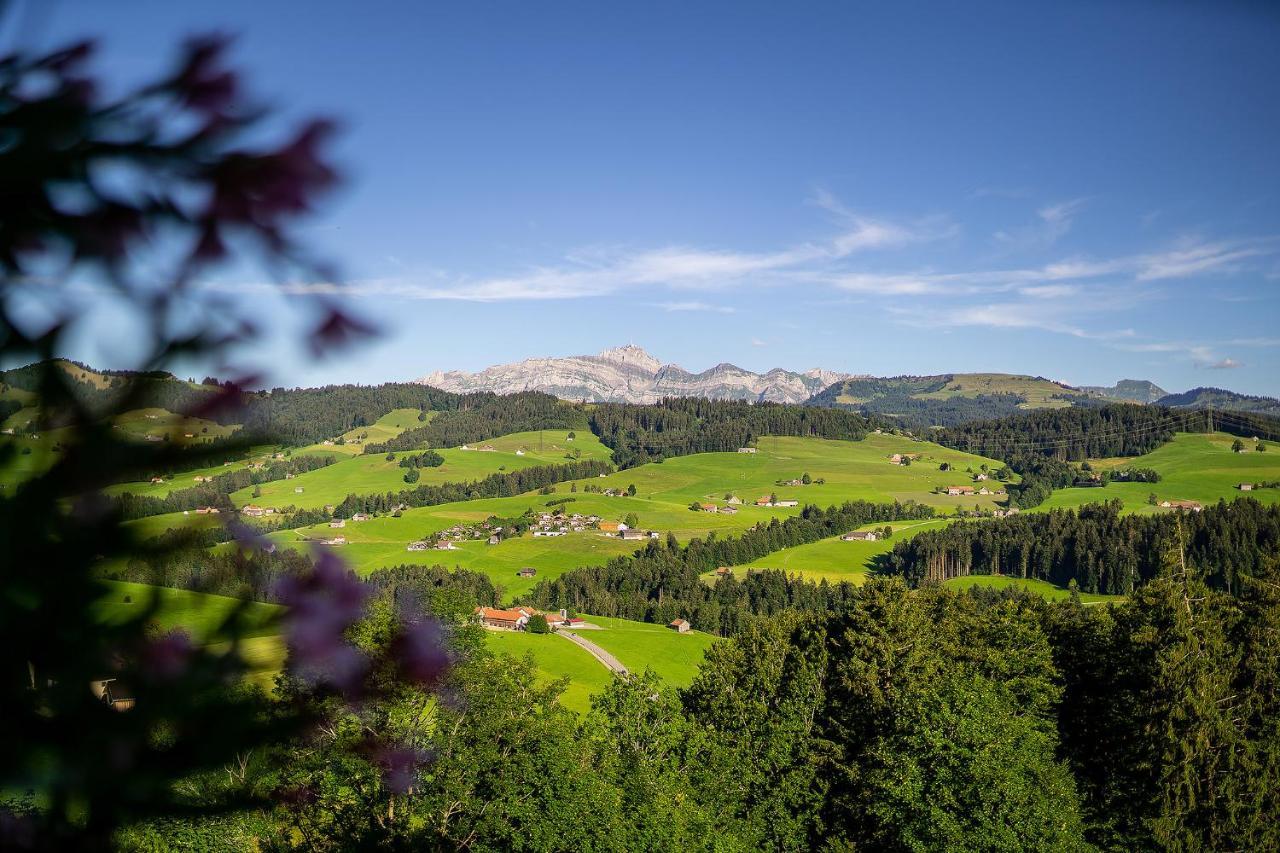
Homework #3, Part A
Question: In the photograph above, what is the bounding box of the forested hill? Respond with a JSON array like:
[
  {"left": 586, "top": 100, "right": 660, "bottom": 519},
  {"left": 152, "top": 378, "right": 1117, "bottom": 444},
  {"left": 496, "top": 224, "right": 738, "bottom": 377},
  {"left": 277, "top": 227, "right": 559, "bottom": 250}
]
[
  {"left": 1155, "top": 386, "right": 1280, "bottom": 417},
  {"left": 885, "top": 499, "right": 1280, "bottom": 595},
  {"left": 805, "top": 372, "right": 1093, "bottom": 427},
  {"left": 586, "top": 397, "right": 887, "bottom": 468}
]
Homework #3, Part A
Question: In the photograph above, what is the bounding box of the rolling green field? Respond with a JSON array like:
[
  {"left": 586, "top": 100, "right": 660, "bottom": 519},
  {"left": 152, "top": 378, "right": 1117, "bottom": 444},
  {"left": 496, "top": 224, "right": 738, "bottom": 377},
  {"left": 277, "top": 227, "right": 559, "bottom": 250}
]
[
  {"left": 483, "top": 630, "right": 614, "bottom": 713},
  {"left": 941, "top": 575, "right": 1121, "bottom": 604},
  {"left": 264, "top": 433, "right": 1010, "bottom": 599},
  {"left": 297, "top": 408, "right": 437, "bottom": 456},
  {"left": 232, "top": 429, "right": 612, "bottom": 511},
  {"left": 112, "top": 407, "right": 239, "bottom": 445},
  {"left": 106, "top": 445, "right": 282, "bottom": 499},
  {"left": 1036, "top": 432, "right": 1280, "bottom": 514},
  {"left": 728, "top": 517, "right": 955, "bottom": 584},
  {"left": 576, "top": 616, "right": 718, "bottom": 686},
  {"left": 96, "top": 580, "right": 282, "bottom": 641}
]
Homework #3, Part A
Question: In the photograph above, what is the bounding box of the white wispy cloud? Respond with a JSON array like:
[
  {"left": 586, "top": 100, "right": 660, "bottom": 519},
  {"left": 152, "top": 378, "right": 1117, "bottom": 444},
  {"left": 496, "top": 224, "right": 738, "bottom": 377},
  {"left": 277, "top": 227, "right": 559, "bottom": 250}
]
[
  {"left": 650, "top": 301, "right": 736, "bottom": 313},
  {"left": 993, "top": 198, "right": 1088, "bottom": 251},
  {"left": 1205, "top": 357, "right": 1244, "bottom": 369}
]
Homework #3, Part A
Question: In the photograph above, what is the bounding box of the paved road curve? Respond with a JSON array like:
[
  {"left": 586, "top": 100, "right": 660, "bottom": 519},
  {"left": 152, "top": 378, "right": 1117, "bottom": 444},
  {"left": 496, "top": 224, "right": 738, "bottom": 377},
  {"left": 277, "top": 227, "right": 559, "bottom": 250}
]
[{"left": 559, "top": 630, "right": 629, "bottom": 676}]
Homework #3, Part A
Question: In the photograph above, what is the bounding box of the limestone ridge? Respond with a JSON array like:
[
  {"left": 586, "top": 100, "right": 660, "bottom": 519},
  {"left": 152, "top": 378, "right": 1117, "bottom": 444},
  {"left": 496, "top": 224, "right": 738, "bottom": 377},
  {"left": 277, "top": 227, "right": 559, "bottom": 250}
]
[{"left": 416, "top": 344, "right": 852, "bottom": 404}]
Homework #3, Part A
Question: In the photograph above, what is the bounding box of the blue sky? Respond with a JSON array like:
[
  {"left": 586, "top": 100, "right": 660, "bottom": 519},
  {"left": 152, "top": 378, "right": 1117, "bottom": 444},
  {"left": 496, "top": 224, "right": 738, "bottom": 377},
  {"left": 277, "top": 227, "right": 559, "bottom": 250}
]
[{"left": 27, "top": 1, "right": 1280, "bottom": 394}]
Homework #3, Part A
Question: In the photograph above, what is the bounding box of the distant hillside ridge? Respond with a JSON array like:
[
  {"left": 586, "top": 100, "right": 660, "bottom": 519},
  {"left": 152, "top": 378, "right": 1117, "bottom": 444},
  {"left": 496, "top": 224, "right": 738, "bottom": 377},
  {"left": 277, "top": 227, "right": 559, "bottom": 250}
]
[
  {"left": 1080, "top": 378, "right": 1168, "bottom": 404},
  {"left": 805, "top": 372, "right": 1091, "bottom": 427},
  {"left": 1156, "top": 386, "right": 1280, "bottom": 417},
  {"left": 417, "top": 344, "right": 852, "bottom": 405}
]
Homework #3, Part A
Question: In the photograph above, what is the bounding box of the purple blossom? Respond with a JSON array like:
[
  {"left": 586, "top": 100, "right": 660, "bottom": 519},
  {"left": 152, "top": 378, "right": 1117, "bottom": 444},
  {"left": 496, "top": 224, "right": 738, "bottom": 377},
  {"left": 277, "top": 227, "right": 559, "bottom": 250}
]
[
  {"left": 139, "top": 630, "right": 193, "bottom": 680},
  {"left": 392, "top": 618, "right": 450, "bottom": 687},
  {"left": 275, "top": 550, "right": 368, "bottom": 692}
]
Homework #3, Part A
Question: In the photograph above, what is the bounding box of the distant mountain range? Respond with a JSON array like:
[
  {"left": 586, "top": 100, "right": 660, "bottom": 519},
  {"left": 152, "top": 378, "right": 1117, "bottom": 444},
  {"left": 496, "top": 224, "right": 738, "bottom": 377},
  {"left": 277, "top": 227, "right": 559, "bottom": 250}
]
[
  {"left": 417, "top": 345, "right": 851, "bottom": 405},
  {"left": 415, "top": 345, "right": 1280, "bottom": 426}
]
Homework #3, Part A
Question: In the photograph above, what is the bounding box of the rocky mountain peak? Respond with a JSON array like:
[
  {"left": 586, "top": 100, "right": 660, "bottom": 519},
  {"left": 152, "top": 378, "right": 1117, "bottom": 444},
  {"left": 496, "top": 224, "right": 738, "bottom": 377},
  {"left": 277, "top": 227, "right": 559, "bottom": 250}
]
[{"left": 596, "top": 344, "right": 663, "bottom": 373}]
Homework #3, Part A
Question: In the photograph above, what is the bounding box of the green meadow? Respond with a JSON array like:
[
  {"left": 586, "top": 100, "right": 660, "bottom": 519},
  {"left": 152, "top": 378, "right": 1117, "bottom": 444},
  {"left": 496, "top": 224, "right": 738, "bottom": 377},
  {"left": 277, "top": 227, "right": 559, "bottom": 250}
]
[
  {"left": 231, "top": 429, "right": 612, "bottom": 510},
  {"left": 106, "top": 445, "right": 282, "bottom": 499},
  {"left": 1036, "top": 432, "right": 1280, "bottom": 514},
  {"left": 482, "top": 615, "right": 718, "bottom": 713},
  {"left": 259, "top": 432, "right": 1010, "bottom": 599},
  {"left": 112, "top": 407, "right": 239, "bottom": 445},
  {"left": 727, "top": 517, "right": 956, "bottom": 584},
  {"left": 297, "top": 408, "right": 436, "bottom": 456},
  {"left": 941, "top": 575, "right": 1121, "bottom": 604},
  {"left": 96, "top": 580, "right": 283, "bottom": 641},
  {"left": 575, "top": 616, "right": 718, "bottom": 687},
  {"left": 483, "top": 630, "right": 613, "bottom": 714}
]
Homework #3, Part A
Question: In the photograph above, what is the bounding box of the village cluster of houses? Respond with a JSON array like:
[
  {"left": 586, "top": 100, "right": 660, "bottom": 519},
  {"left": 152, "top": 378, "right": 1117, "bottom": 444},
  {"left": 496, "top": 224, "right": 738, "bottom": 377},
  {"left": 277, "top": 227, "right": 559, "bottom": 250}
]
[
  {"left": 697, "top": 502, "right": 740, "bottom": 515},
  {"left": 1160, "top": 499, "right": 1203, "bottom": 512}
]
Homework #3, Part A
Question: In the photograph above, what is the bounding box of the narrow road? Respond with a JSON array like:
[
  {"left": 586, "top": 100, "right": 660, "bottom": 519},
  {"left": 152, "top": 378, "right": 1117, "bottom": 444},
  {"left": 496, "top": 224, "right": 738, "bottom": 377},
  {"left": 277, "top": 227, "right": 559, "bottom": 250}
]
[{"left": 559, "top": 630, "right": 629, "bottom": 676}]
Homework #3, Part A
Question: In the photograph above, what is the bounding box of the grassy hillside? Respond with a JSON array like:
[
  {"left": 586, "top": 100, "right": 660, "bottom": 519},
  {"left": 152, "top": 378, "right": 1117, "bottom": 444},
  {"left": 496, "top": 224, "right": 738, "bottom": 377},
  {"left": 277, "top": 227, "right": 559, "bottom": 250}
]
[
  {"left": 112, "top": 407, "right": 238, "bottom": 445},
  {"left": 941, "top": 575, "right": 1121, "bottom": 604},
  {"left": 810, "top": 372, "right": 1087, "bottom": 426},
  {"left": 727, "top": 517, "right": 954, "bottom": 584},
  {"left": 1037, "top": 432, "right": 1280, "bottom": 514},
  {"left": 96, "top": 580, "right": 282, "bottom": 641},
  {"left": 576, "top": 616, "right": 717, "bottom": 686},
  {"left": 265, "top": 433, "right": 1010, "bottom": 599},
  {"left": 232, "top": 429, "right": 611, "bottom": 510},
  {"left": 483, "top": 630, "right": 613, "bottom": 713},
  {"left": 296, "top": 408, "right": 437, "bottom": 456}
]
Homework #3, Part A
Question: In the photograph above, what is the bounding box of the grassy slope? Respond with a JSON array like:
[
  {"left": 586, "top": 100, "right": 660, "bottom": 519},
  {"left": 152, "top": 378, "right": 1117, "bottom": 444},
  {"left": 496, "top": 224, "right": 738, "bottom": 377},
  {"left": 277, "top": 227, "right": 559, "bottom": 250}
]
[
  {"left": 265, "top": 433, "right": 1010, "bottom": 599},
  {"left": 729, "top": 517, "right": 955, "bottom": 584},
  {"left": 105, "top": 444, "right": 284, "bottom": 499},
  {"left": 296, "top": 408, "right": 438, "bottom": 457},
  {"left": 96, "top": 580, "right": 282, "bottom": 641},
  {"left": 112, "top": 407, "right": 238, "bottom": 445},
  {"left": 483, "top": 630, "right": 613, "bottom": 714},
  {"left": 942, "top": 575, "right": 1120, "bottom": 603},
  {"left": 1036, "top": 432, "right": 1280, "bottom": 514},
  {"left": 577, "top": 616, "right": 717, "bottom": 686},
  {"left": 231, "top": 429, "right": 612, "bottom": 511}
]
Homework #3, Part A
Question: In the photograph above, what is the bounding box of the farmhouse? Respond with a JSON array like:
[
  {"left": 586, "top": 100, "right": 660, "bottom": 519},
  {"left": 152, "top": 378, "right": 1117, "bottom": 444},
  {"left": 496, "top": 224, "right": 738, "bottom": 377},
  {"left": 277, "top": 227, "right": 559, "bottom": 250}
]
[
  {"left": 351, "top": 513, "right": 371, "bottom": 522},
  {"left": 1238, "top": 483, "right": 1255, "bottom": 491},
  {"left": 322, "top": 535, "right": 347, "bottom": 546},
  {"left": 193, "top": 475, "right": 211, "bottom": 483},
  {"left": 720, "top": 505, "right": 739, "bottom": 515},
  {"left": 755, "top": 496, "right": 773, "bottom": 507},
  {"left": 775, "top": 499, "right": 799, "bottom": 508},
  {"left": 475, "top": 606, "right": 530, "bottom": 631},
  {"left": 532, "top": 529, "right": 566, "bottom": 537},
  {"left": 194, "top": 506, "right": 220, "bottom": 515},
  {"left": 946, "top": 486, "right": 975, "bottom": 496},
  {"left": 620, "top": 528, "right": 646, "bottom": 540},
  {"left": 842, "top": 531, "right": 879, "bottom": 542},
  {"left": 974, "top": 473, "right": 989, "bottom": 481},
  {"left": 434, "top": 540, "right": 458, "bottom": 550},
  {"left": 977, "top": 487, "right": 993, "bottom": 496},
  {"left": 294, "top": 486, "right": 304, "bottom": 494},
  {"left": 699, "top": 503, "right": 718, "bottom": 513},
  {"left": 515, "top": 449, "right": 525, "bottom": 456},
  {"left": 330, "top": 519, "right": 346, "bottom": 528},
  {"left": 488, "top": 534, "right": 500, "bottom": 545},
  {"left": 993, "top": 508, "right": 1021, "bottom": 518},
  {"left": 407, "top": 541, "right": 430, "bottom": 552},
  {"left": 737, "top": 447, "right": 757, "bottom": 454},
  {"left": 726, "top": 495, "right": 742, "bottom": 505},
  {"left": 668, "top": 618, "right": 691, "bottom": 633},
  {"left": 598, "top": 521, "right": 621, "bottom": 533},
  {"left": 517, "top": 567, "right": 537, "bottom": 578},
  {"left": 149, "top": 476, "right": 164, "bottom": 484},
  {"left": 715, "top": 567, "right": 733, "bottom": 577},
  {"left": 1160, "top": 500, "right": 1203, "bottom": 512},
  {"left": 241, "top": 504, "right": 269, "bottom": 518}
]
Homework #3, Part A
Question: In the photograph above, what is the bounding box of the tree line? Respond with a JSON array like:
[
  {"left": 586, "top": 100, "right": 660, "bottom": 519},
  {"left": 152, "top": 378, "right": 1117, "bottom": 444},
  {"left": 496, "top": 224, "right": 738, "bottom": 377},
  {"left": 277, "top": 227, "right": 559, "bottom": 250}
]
[
  {"left": 109, "top": 556, "right": 1280, "bottom": 851},
  {"left": 365, "top": 391, "right": 587, "bottom": 453},
  {"left": 332, "top": 458, "right": 613, "bottom": 518},
  {"left": 587, "top": 397, "right": 886, "bottom": 468},
  {"left": 884, "top": 498, "right": 1280, "bottom": 595},
  {"left": 108, "top": 454, "right": 337, "bottom": 520},
  {"left": 530, "top": 499, "right": 934, "bottom": 635}
]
